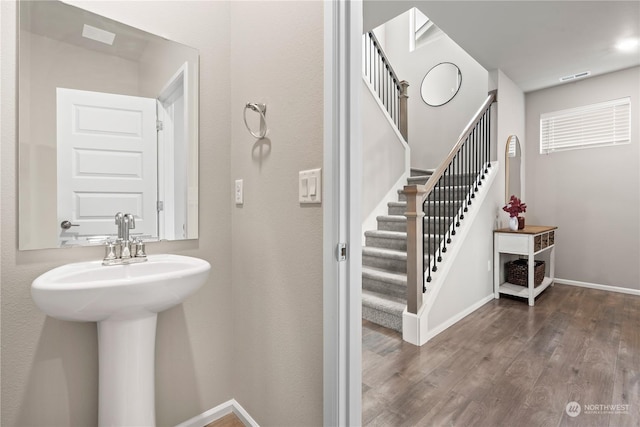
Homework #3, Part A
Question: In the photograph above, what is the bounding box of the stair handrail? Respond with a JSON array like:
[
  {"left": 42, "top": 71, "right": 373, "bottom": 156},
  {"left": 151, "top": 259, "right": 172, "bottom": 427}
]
[
  {"left": 363, "top": 31, "right": 409, "bottom": 141},
  {"left": 403, "top": 90, "right": 497, "bottom": 315},
  {"left": 420, "top": 90, "right": 497, "bottom": 199}
]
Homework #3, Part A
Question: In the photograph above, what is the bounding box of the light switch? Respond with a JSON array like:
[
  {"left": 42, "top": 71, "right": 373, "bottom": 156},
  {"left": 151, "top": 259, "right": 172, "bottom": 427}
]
[
  {"left": 309, "top": 177, "right": 317, "bottom": 196},
  {"left": 299, "top": 168, "right": 322, "bottom": 204}
]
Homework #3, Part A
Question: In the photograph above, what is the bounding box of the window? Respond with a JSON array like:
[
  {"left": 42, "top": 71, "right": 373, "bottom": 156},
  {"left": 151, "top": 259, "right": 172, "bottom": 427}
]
[{"left": 540, "top": 97, "right": 631, "bottom": 154}]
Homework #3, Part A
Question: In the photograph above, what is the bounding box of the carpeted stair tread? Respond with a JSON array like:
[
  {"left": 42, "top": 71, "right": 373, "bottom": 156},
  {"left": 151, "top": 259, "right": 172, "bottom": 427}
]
[
  {"left": 362, "top": 246, "right": 433, "bottom": 262},
  {"left": 362, "top": 290, "right": 405, "bottom": 332},
  {"left": 388, "top": 200, "right": 465, "bottom": 208},
  {"left": 407, "top": 175, "right": 431, "bottom": 185},
  {"left": 362, "top": 246, "right": 407, "bottom": 261},
  {"left": 410, "top": 168, "right": 435, "bottom": 177},
  {"left": 397, "top": 185, "right": 468, "bottom": 197},
  {"left": 365, "top": 229, "right": 406, "bottom": 239},
  {"left": 362, "top": 266, "right": 407, "bottom": 288},
  {"left": 362, "top": 289, "right": 405, "bottom": 313},
  {"left": 377, "top": 215, "right": 454, "bottom": 223}
]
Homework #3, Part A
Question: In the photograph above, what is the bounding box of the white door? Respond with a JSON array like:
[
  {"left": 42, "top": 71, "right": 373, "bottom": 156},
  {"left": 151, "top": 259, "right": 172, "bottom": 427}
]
[{"left": 56, "top": 88, "right": 158, "bottom": 243}]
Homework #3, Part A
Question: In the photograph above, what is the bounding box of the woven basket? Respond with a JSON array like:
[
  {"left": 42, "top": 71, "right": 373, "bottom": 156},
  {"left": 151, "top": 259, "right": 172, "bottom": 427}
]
[{"left": 506, "top": 259, "right": 545, "bottom": 286}]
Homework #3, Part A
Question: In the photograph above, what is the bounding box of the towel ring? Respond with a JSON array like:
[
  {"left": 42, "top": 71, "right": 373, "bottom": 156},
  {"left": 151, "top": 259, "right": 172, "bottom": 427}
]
[{"left": 243, "top": 102, "right": 268, "bottom": 139}]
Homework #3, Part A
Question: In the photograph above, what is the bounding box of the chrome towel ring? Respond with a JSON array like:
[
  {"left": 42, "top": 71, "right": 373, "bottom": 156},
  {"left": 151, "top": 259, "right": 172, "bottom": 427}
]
[{"left": 243, "top": 102, "right": 268, "bottom": 139}]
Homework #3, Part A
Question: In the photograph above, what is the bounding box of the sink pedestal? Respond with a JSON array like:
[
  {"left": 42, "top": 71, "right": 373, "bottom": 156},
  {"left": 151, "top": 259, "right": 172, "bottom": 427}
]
[
  {"left": 98, "top": 314, "right": 157, "bottom": 426},
  {"left": 30, "top": 254, "right": 211, "bottom": 427}
]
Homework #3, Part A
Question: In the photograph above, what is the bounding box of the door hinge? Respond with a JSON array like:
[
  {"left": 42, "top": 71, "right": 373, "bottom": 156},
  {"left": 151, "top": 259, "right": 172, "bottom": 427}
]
[
  {"left": 337, "top": 243, "right": 347, "bottom": 261},
  {"left": 156, "top": 120, "right": 164, "bottom": 131},
  {"left": 157, "top": 201, "right": 164, "bottom": 212}
]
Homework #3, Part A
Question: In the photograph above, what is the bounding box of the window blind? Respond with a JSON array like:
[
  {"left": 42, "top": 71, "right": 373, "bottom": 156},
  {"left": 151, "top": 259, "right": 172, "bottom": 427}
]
[{"left": 540, "top": 97, "right": 631, "bottom": 154}]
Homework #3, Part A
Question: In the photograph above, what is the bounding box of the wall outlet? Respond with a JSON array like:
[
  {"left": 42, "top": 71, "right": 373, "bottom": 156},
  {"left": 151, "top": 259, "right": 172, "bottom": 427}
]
[{"left": 235, "top": 179, "right": 243, "bottom": 205}]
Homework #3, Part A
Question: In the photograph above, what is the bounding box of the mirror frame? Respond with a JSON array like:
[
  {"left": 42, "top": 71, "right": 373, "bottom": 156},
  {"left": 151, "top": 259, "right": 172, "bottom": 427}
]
[
  {"left": 420, "top": 62, "right": 462, "bottom": 107},
  {"left": 504, "top": 135, "right": 522, "bottom": 203}
]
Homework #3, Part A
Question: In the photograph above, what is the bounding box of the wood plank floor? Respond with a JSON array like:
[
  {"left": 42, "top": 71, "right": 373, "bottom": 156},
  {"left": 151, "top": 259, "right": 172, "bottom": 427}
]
[
  {"left": 206, "top": 412, "right": 245, "bottom": 427},
  {"left": 363, "top": 285, "right": 640, "bottom": 427}
]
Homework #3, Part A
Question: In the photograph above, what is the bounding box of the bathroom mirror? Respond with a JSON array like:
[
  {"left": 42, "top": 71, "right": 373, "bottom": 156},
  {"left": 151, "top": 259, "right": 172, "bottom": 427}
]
[
  {"left": 18, "top": 1, "right": 200, "bottom": 250},
  {"left": 420, "top": 62, "right": 462, "bottom": 107},
  {"left": 505, "top": 135, "right": 522, "bottom": 203}
]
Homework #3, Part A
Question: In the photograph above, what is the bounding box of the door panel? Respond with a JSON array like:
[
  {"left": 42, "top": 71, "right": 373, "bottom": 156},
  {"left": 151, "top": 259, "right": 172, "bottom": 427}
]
[{"left": 57, "top": 88, "right": 157, "bottom": 243}]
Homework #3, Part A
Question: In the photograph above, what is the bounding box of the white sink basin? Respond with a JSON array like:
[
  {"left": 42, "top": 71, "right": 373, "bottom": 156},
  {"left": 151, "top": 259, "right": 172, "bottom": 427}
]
[
  {"left": 32, "top": 254, "right": 210, "bottom": 322},
  {"left": 31, "top": 254, "right": 210, "bottom": 426}
]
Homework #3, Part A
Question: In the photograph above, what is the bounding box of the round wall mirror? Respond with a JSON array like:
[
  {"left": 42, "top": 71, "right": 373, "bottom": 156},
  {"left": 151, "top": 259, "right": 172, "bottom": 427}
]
[
  {"left": 420, "top": 62, "right": 462, "bottom": 107},
  {"left": 505, "top": 135, "right": 522, "bottom": 203}
]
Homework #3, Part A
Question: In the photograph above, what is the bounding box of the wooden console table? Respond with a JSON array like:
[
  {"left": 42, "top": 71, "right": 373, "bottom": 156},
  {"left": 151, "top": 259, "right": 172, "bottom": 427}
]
[{"left": 493, "top": 225, "right": 557, "bottom": 306}]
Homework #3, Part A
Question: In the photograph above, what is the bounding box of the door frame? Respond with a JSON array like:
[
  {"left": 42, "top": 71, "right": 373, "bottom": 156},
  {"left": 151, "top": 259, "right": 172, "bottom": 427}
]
[
  {"left": 157, "top": 62, "right": 189, "bottom": 240},
  {"left": 323, "top": 1, "right": 362, "bottom": 425}
]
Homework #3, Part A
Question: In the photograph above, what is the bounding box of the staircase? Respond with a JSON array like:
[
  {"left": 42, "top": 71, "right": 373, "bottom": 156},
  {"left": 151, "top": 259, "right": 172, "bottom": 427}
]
[
  {"left": 362, "top": 168, "right": 470, "bottom": 332},
  {"left": 361, "top": 22, "right": 496, "bottom": 336}
]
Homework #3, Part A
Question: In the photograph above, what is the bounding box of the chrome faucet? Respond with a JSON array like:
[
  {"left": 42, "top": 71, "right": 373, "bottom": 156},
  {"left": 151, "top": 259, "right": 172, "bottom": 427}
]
[
  {"left": 105, "top": 212, "right": 147, "bottom": 266},
  {"left": 122, "top": 213, "right": 135, "bottom": 242},
  {"left": 115, "top": 212, "right": 124, "bottom": 239}
]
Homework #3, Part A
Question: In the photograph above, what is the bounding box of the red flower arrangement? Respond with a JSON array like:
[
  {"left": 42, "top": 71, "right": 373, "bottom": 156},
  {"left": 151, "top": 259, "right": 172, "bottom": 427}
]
[{"left": 503, "top": 195, "right": 527, "bottom": 218}]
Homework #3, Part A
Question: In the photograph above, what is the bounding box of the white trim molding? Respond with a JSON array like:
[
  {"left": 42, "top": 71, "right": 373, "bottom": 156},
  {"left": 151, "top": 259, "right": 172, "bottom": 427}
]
[
  {"left": 175, "top": 399, "right": 259, "bottom": 427},
  {"left": 323, "top": 1, "right": 363, "bottom": 425},
  {"left": 419, "top": 294, "right": 495, "bottom": 343},
  {"left": 555, "top": 278, "right": 640, "bottom": 296}
]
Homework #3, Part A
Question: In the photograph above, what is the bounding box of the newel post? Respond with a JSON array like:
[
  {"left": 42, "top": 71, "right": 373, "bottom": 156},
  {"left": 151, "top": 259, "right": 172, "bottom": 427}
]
[
  {"left": 403, "top": 185, "right": 427, "bottom": 314},
  {"left": 399, "top": 80, "right": 409, "bottom": 142}
]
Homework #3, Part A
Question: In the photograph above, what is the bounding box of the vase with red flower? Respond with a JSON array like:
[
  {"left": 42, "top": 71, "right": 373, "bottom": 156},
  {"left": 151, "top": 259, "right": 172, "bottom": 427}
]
[{"left": 503, "top": 195, "right": 527, "bottom": 231}]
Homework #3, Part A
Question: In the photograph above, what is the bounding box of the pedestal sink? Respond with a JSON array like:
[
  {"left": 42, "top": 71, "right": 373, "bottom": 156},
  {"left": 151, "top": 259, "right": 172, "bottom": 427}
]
[{"left": 31, "top": 254, "right": 211, "bottom": 427}]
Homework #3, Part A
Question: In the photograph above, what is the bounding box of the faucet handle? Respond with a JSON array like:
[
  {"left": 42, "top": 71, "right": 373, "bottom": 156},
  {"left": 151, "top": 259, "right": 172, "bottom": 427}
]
[
  {"left": 104, "top": 241, "right": 117, "bottom": 261},
  {"left": 134, "top": 238, "right": 147, "bottom": 258},
  {"left": 125, "top": 213, "right": 136, "bottom": 230},
  {"left": 120, "top": 239, "right": 132, "bottom": 259}
]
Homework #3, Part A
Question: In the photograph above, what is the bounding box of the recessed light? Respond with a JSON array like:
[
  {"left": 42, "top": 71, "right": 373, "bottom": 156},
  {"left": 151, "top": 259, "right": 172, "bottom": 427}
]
[
  {"left": 616, "top": 38, "right": 639, "bottom": 52},
  {"left": 82, "top": 24, "right": 116, "bottom": 46}
]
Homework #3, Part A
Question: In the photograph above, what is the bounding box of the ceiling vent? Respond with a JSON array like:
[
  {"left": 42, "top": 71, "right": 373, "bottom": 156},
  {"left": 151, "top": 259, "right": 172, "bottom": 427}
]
[
  {"left": 559, "top": 71, "right": 591, "bottom": 82},
  {"left": 82, "top": 24, "right": 116, "bottom": 46}
]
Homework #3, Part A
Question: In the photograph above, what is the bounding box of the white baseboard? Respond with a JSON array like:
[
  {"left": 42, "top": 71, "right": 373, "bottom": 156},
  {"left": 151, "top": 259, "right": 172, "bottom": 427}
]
[
  {"left": 420, "top": 294, "right": 495, "bottom": 345},
  {"left": 175, "top": 399, "right": 259, "bottom": 427},
  {"left": 554, "top": 278, "right": 640, "bottom": 296}
]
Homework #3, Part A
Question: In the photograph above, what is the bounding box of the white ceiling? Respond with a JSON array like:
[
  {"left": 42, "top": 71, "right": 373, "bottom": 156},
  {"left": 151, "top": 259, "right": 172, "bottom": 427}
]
[{"left": 364, "top": 1, "right": 640, "bottom": 93}]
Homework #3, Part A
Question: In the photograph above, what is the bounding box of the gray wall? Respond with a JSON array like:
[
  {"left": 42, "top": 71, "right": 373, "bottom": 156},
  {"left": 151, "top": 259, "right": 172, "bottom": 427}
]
[
  {"left": 229, "top": 2, "right": 324, "bottom": 425},
  {"left": 2, "top": 1, "right": 234, "bottom": 425},
  {"left": 376, "top": 10, "right": 489, "bottom": 170},
  {"left": 490, "top": 69, "right": 526, "bottom": 211},
  {"left": 525, "top": 66, "right": 640, "bottom": 290},
  {"left": 361, "top": 79, "right": 407, "bottom": 224}
]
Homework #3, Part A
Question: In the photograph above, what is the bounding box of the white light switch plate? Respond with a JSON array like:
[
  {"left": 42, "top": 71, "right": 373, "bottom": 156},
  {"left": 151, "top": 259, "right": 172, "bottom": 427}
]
[
  {"left": 299, "top": 168, "right": 321, "bottom": 204},
  {"left": 235, "top": 179, "right": 243, "bottom": 205}
]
